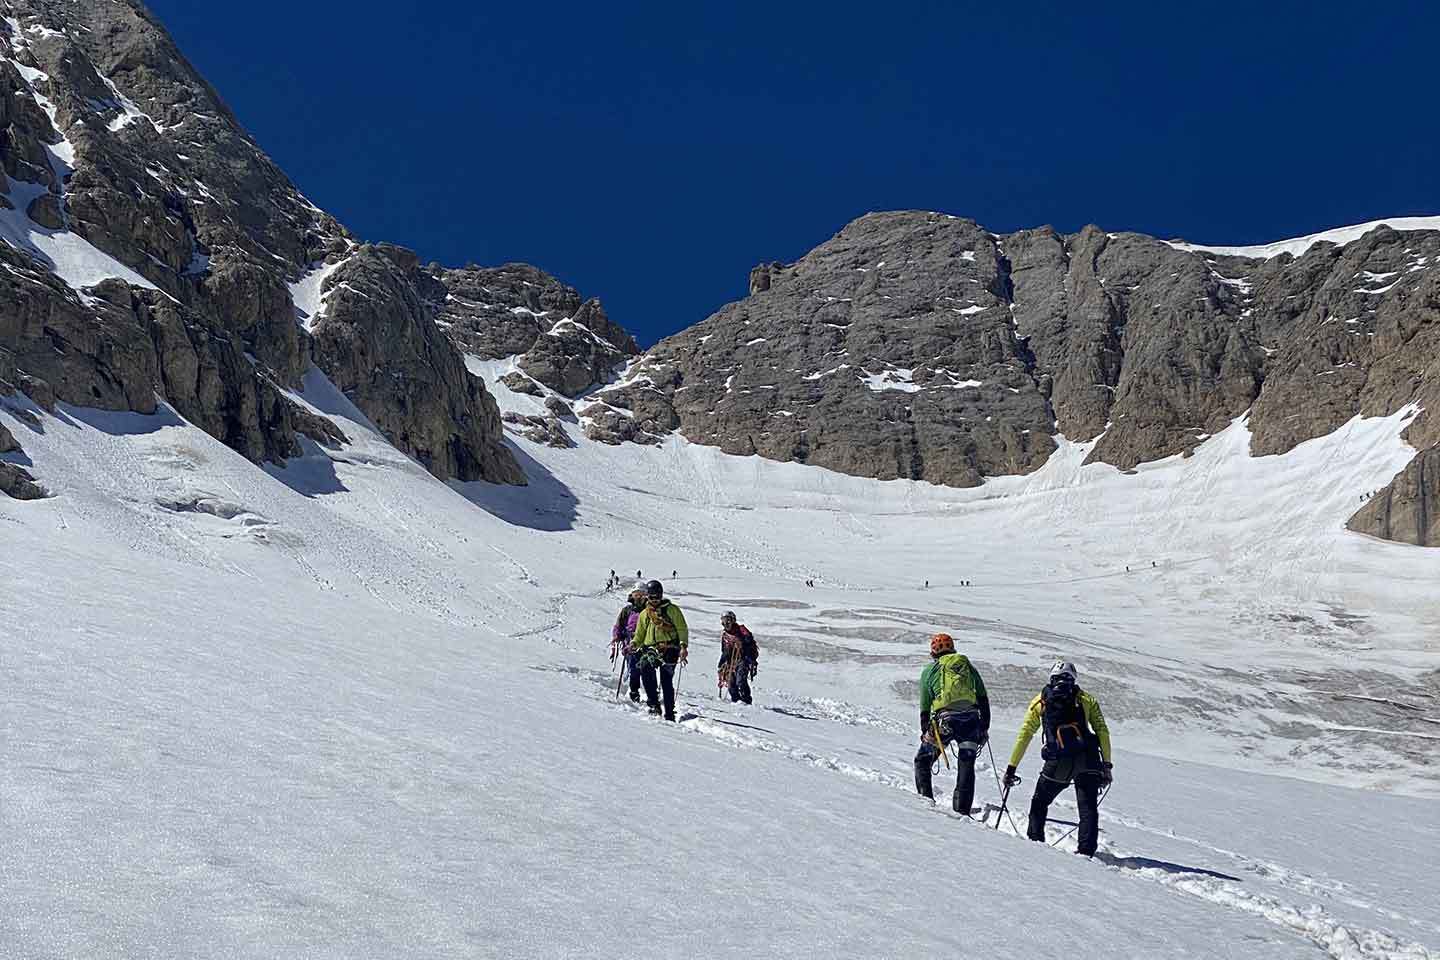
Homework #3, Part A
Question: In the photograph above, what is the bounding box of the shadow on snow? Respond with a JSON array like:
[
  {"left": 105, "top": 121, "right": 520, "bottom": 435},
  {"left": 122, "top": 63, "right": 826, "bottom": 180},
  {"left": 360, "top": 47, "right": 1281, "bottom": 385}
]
[{"left": 453, "top": 439, "right": 578, "bottom": 532}]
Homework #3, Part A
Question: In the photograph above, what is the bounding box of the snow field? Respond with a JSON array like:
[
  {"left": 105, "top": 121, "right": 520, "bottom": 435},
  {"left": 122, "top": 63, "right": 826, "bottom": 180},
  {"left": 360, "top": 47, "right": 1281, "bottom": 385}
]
[{"left": 1, "top": 352, "right": 1438, "bottom": 957}]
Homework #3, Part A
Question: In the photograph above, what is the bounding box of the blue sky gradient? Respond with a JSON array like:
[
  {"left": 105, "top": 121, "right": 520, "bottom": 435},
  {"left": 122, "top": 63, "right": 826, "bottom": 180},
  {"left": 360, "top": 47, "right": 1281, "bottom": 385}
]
[{"left": 149, "top": 1, "right": 1439, "bottom": 344}]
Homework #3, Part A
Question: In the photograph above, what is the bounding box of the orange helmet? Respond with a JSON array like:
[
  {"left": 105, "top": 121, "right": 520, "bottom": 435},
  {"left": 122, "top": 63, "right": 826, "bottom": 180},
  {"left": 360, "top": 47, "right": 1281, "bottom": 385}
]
[{"left": 930, "top": 633, "right": 955, "bottom": 657}]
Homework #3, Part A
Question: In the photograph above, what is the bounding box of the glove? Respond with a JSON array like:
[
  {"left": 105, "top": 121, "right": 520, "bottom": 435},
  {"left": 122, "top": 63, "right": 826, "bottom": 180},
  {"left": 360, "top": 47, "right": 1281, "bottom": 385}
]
[
  {"left": 679, "top": 647, "right": 689, "bottom": 666},
  {"left": 1100, "top": 762, "right": 1114, "bottom": 786},
  {"left": 749, "top": 664, "right": 758, "bottom": 679},
  {"left": 920, "top": 730, "right": 935, "bottom": 747},
  {"left": 1003, "top": 765, "right": 1021, "bottom": 788}
]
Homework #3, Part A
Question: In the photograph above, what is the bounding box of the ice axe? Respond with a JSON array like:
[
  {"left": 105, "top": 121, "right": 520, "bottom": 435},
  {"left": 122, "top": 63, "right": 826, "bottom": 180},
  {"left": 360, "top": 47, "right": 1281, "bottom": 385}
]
[{"left": 930, "top": 717, "right": 950, "bottom": 770}]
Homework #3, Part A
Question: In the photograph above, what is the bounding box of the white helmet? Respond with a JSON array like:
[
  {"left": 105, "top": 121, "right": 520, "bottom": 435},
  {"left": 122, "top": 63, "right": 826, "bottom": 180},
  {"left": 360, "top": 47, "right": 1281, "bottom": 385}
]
[{"left": 1049, "top": 660, "right": 1078, "bottom": 682}]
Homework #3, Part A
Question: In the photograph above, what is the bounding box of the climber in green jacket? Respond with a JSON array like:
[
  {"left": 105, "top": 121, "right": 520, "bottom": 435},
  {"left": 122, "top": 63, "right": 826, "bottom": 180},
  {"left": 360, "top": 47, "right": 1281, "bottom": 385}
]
[
  {"left": 629, "top": 579, "right": 689, "bottom": 721},
  {"left": 915, "top": 633, "right": 991, "bottom": 816},
  {"left": 1004, "top": 660, "right": 1113, "bottom": 856}
]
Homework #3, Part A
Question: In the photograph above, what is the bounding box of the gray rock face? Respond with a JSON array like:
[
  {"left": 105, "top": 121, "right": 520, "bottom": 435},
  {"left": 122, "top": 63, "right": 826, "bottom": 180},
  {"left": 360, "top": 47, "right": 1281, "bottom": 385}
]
[
  {"left": 499, "top": 371, "right": 543, "bottom": 396},
  {"left": 600, "top": 212, "right": 1059, "bottom": 485},
  {"left": 501, "top": 411, "right": 572, "bottom": 448},
  {"left": 0, "top": 409, "right": 44, "bottom": 499},
  {"left": 312, "top": 246, "right": 524, "bottom": 484},
  {"left": 1348, "top": 444, "right": 1440, "bottom": 546},
  {"left": 427, "top": 263, "right": 639, "bottom": 397},
  {"left": 0, "top": 460, "right": 44, "bottom": 499},
  {"left": 0, "top": 1, "right": 526, "bottom": 488},
  {"left": 544, "top": 395, "right": 575, "bottom": 421},
  {"left": 593, "top": 211, "right": 1440, "bottom": 549}
]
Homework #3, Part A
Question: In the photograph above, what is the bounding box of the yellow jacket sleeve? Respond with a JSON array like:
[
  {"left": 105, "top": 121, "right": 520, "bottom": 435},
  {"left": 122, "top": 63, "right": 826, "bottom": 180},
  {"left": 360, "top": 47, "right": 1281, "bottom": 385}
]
[
  {"left": 1007, "top": 695, "right": 1044, "bottom": 767},
  {"left": 1082, "top": 692, "right": 1112, "bottom": 763},
  {"left": 670, "top": 605, "right": 689, "bottom": 649}
]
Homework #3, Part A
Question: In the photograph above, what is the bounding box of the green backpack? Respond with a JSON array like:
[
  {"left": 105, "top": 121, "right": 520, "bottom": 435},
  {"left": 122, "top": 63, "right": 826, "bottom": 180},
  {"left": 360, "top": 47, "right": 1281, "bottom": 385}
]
[{"left": 932, "top": 653, "right": 979, "bottom": 713}]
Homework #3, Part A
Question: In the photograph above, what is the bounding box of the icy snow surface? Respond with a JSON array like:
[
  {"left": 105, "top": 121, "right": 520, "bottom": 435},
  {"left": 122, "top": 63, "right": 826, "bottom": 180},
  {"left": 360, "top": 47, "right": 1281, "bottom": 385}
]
[
  {"left": 288, "top": 257, "right": 349, "bottom": 331},
  {"left": 1168, "top": 216, "right": 1440, "bottom": 260},
  {"left": 2, "top": 360, "right": 1438, "bottom": 957}
]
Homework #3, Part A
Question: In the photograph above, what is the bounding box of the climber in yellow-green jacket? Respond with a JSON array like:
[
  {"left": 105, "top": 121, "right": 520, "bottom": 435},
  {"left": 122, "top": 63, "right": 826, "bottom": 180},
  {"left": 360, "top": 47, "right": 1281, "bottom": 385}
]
[
  {"left": 1003, "top": 660, "right": 1112, "bottom": 857},
  {"left": 629, "top": 580, "right": 689, "bottom": 721}
]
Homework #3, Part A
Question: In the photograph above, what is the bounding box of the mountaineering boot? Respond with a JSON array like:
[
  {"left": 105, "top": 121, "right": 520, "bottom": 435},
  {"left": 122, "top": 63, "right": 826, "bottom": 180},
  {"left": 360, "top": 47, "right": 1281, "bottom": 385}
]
[
  {"left": 664, "top": 709, "right": 676, "bottom": 722},
  {"left": 630, "top": 689, "right": 640, "bottom": 703},
  {"left": 648, "top": 702, "right": 662, "bottom": 716}
]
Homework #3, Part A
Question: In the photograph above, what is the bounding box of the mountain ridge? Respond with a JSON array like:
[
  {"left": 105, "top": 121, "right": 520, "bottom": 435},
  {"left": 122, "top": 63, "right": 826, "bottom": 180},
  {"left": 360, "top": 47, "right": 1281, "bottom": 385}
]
[
  {"left": 585, "top": 210, "right": 1440, "bottom": 545},
  {"left": 0, "top": 1, "right": 1435, "bottom": 547}
]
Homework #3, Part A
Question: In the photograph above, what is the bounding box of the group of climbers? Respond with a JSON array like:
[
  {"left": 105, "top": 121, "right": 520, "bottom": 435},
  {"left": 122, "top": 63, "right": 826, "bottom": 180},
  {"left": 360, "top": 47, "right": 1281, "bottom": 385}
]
[
  {"left": 609, "top": 582, "right": 762, "bottom": 719},
  {"left": 605, "top": 585, "right": 1112, "bottom": 854},
  {"left": 610, "top": 580, "right": 691, "bottom": 720},
  {"left": 914, "top": 634, "right": 1113, "bottom": 856}
]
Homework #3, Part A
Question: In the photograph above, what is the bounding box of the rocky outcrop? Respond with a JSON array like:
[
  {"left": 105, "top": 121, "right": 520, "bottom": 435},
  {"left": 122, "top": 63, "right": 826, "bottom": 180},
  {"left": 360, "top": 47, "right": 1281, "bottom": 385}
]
[
  {"left": 0, "top": 1, "right": 528, "bottom": 488},
  {"left": 591, "top": 213, "right": 1440, "bottom": 527},
  {"left": 499, "top": 371, "right": 543, "bottom": 396},
  {"left": 0, "top": 460, "right": 44, "bottom": 499},
  {"left": 0, "top": 411, "right": 44, "bottom": 499},
  {"left": 544, "top": 396, "right": 575, "bottom": 421},
  {"left": 427, "top": 263, "right": 639, "bottom": 396},
  {"left": 311, "top": 246, "right": 524, "bottom": 484},
  {"left": 501, "top": 412, "right": 572, "bottom": 449},
  {"left": 582, "top": 406, "right": 664, "bottom": 446},
  {"left": 1348, "top": 445, "right": 1440, "bottom": 546}
]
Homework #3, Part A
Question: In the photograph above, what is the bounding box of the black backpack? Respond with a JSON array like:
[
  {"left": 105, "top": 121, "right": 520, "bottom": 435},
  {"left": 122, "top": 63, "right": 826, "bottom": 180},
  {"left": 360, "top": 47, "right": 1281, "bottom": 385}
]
[{"left": 1040, "top": 683, "right": 1089, "bottom": 761}]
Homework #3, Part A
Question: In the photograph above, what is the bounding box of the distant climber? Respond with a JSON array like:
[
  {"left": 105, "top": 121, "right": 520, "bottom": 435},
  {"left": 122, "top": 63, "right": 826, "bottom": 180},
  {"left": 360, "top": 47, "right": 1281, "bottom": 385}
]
[
  {"left": 717, "top": 611, "right": 759, "bottom": 704},
  {"left": 914, "top": 633, "right": 991, "bottom": 816},
  {"left": 610, "top": 584, "right": 647, "bottom": 702},
  {"left": 1004, "top": 660, "right": 1113, "bottom": 857},
  {"left": 630, "top": 580, "right": 689, "bottom": 721},
  {"left": 672, "top": 569, "right": 677, "bottom": 579}
]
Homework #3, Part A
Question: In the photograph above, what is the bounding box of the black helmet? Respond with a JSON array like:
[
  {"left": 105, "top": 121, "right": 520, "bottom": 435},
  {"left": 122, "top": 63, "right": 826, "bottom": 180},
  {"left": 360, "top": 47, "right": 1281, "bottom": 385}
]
[
  {"left": 721, "top": 610, "right": 736, "bottom": 624},
  {"left": 645, "top": 579, "right": 664, "bottom": 599}
]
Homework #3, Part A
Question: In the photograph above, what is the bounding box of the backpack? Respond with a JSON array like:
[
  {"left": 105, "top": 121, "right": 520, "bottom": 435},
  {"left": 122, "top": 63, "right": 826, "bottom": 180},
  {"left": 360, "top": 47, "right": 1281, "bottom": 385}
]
[
  {"left": 729, "top": 625, "right": 757, "bottom": 660},
  {"left": 931, "top": 653, "right": 979, "bottom": 713},
  {"left": 614, "top": 604, "right": 640, "bottom": 642},
  {"left": 1040, "top": 683, "right": 1089, "bottom": 760}
]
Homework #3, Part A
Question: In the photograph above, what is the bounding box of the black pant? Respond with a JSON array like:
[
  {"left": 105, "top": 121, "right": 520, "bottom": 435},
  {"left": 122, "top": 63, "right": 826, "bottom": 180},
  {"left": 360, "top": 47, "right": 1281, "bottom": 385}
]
[
  {"left": 625, "top": 650, "right": 642, "bottom": 697},
  {"left": 725, "top": 655, "right": 754, "bottom": 704},
  {"left": 914, "top": 710, "right": 984, "bottom": 814},
  {"left": 639, "top": 661, "right": 677, "bottom": 719},
  {"left": 1027, "top": 769, "right": 1103, "bottom": 856}
]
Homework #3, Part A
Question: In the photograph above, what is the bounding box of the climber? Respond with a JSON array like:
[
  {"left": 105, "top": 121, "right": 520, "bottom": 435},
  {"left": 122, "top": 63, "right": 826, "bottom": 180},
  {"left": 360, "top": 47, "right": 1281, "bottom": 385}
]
[
  {"left": 1003, "top": 660, "right": 1113, "bottom": 857},
  {"left": 629, "top": 580, "right": 689, "bottom": 721},
  {"left": 914, "top": 633, "right": 991, "bottom": 816}
]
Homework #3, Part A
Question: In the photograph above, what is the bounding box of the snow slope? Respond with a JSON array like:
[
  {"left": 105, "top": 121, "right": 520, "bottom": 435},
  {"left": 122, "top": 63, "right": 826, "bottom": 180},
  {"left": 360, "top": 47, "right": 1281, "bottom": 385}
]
[
  {"left": 1167, "top": 215, "right": 1440, "bottom": 259},
  {"left": 2, "top": 359, "right": 1438, "bottom": 958}
]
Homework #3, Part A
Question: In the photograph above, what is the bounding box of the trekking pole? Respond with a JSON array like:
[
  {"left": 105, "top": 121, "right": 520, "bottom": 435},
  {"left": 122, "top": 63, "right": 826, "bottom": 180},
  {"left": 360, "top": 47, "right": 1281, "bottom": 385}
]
[
  {"left": 615, "top": 657, "right": 626, "bottom": 700},
  {"left": 1048, "top": 783, "right": 1110, "bottom": 848},
  {"left": 986, "top": 740, "right": 1021, "bottom": 834}
]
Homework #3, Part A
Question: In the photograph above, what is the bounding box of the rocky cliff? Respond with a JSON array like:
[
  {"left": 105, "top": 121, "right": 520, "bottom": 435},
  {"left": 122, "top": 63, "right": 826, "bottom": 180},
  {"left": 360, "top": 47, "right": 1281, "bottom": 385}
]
[
  {"left": 589, "top": 212, "right": 1440, "bottom": 544},
  {"left": 0, "top": 0, "right": 592, "bottom": 492}
]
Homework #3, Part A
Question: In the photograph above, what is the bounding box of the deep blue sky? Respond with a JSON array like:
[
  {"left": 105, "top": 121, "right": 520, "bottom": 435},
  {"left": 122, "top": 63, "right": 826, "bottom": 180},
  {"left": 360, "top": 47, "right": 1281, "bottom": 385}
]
[{"left": 149, "top": 1, "right": 1438, "bottom": 345}]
